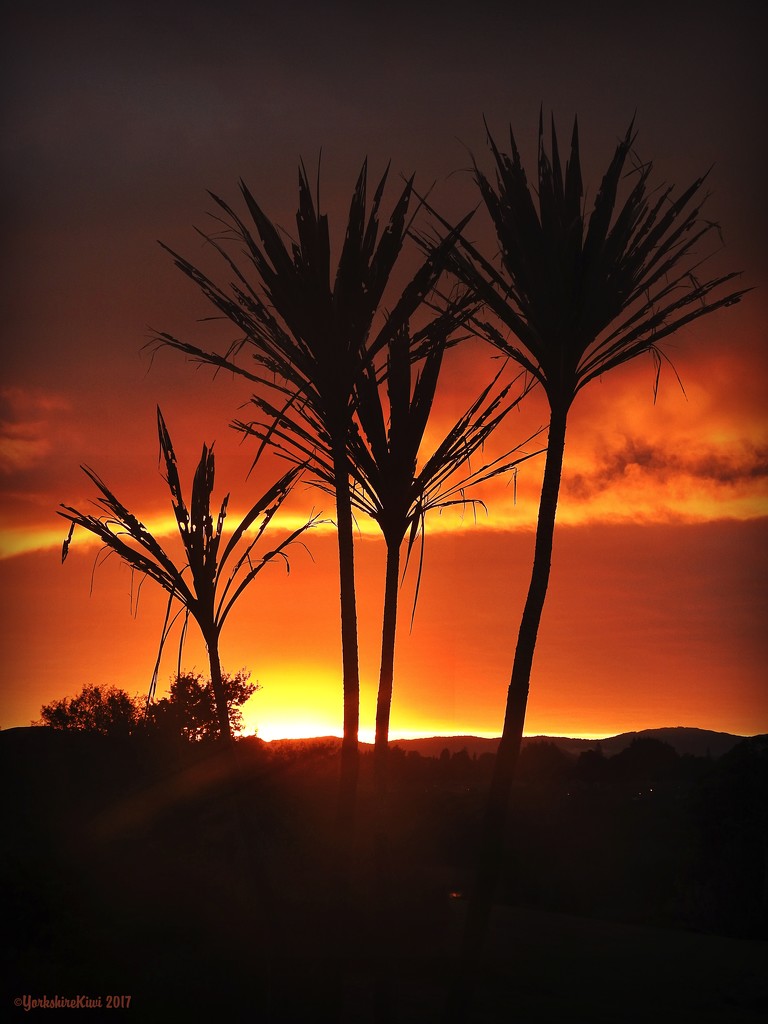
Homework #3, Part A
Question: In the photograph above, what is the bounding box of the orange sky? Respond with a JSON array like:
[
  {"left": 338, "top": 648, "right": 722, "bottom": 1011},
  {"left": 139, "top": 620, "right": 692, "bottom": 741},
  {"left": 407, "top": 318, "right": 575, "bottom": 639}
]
[{"left": 1, "top": 2, "right": 767, "bottom": 740}]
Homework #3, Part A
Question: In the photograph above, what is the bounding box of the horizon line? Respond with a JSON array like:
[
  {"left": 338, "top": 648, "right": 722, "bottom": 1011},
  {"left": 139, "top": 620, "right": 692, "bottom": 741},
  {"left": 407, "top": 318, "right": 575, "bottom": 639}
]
[{"left": 253, "top": 725, "right": 755, "bottom": 744}]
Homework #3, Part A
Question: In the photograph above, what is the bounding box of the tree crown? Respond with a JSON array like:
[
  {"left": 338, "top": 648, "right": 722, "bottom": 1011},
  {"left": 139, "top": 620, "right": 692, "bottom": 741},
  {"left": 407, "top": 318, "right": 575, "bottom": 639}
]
[{"left": 436, "top": 113, "right": 749, "bottom": 408}]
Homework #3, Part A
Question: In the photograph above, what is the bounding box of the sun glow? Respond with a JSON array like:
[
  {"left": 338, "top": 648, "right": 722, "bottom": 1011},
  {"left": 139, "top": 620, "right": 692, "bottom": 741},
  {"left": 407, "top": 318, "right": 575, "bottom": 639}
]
[
  {"left": 255, "top": 720, "right": 342, "bottom": 742},
  {"left": 0, "top": 527, "right": 67, "bottom": 559}
]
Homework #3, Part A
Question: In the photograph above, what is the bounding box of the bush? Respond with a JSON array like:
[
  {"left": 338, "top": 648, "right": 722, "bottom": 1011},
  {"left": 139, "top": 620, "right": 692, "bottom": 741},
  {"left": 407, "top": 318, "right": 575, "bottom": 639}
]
[
  {"left": 36, "top": 670, "right": 259, "bottom": 743},
  {"left": 36, "top": 684, "right": 143, "bottom": 737},
  {"left": 149, "top": 669, "right": 258, "bottom": 741}
]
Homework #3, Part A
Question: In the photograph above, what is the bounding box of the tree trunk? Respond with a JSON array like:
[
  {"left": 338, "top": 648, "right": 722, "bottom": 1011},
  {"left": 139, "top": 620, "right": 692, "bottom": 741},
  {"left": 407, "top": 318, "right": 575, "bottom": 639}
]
[
  {"left": 371, "top": 537, "right": 401, "bottom": 1021},
  {"left": 325, "top": 437, "right": 362, "bottom": 1015},
  {"left": 374, "top": 538, "right": 401, "bottom": 798},
  {"left": 333, "top": 440, "right": 361, "bottom": 831},
  {"left": 204, "top": 628, "right": 290, "bottom": 1002},
  {"left": 450, "top": 401, "right": 568, "bottom": 1014},
  {"left": 206, "top": 633, "right": 233, "bottom": 747}
]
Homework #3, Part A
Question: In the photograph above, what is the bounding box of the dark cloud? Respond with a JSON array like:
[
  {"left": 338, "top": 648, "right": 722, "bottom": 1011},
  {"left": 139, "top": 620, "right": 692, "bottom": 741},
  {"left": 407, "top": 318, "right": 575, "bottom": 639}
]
[{"left": 566, "top": 437, "right": 768, "bottom": 500}]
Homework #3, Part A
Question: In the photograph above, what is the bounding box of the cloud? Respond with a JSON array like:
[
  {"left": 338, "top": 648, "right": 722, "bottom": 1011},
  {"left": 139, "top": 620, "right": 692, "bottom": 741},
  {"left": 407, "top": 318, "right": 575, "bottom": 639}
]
[
  {"left": 0, "top": 387, "right": 72, "bottom": 474},
  {"left": 564, "top": 437, "right": 768, "bottom": 501},
  {"left": 1, "top": 387, "right": 71, "bottom": 414},
  {"left": 0, "top": 435, "right": 52, "bottom": 474}
]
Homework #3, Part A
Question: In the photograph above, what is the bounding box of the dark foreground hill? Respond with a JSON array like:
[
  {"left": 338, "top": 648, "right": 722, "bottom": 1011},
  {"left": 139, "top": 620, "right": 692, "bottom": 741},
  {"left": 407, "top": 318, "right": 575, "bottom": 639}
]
[{"left": 3, "top": 726, "right": 767, "bottom": 1022}]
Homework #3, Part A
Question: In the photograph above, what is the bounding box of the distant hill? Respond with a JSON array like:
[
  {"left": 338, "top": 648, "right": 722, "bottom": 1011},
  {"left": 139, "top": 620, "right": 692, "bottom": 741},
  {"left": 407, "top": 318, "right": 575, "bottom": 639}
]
[
  {"left": 2, "top": 726, "right": 753, "bottom": 762},
  {"left": 258, "top": 727, "right": 753, "bottom": 760},
  {"left": 385, "top": 727, "right": 750, "bottom": 760}
]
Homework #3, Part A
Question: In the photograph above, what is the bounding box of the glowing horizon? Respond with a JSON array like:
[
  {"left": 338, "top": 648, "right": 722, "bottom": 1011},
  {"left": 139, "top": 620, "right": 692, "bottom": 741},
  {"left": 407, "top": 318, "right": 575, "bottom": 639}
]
[{"left": 249, "top": 727, "right": 751, "bottom": 743}]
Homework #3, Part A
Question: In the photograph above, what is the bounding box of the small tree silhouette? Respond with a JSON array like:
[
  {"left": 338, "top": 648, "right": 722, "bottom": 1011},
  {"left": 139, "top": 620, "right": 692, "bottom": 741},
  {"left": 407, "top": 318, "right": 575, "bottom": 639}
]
[
  {"left": 150, "top": 669, "right": 258, "bottom": 742},
  {"left": 36, "top": 684, "right": 143, "bottom": 737},
  {"left": 59, "top": 407, "right": 315, "bottom": 746},
  {"left": 35, "top": 672, "right": 258, "bottom": 743},
  {"left": 349, "top": 333, "right": 542, "bottom": 795}
]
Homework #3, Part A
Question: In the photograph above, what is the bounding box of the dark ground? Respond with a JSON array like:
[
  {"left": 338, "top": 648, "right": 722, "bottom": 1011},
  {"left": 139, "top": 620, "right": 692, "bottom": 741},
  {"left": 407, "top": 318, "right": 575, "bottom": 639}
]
[{"left": 3, "top": 728, "right": 767, "bottom": 1022}]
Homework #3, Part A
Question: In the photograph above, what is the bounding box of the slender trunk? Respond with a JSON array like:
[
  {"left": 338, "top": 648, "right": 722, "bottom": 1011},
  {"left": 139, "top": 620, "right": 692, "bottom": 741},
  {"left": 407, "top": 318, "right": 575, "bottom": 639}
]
[
  {"left": 205, "top": 629, "right": 288, "bottom": 1002},
  {"left": 374, "top": 538, "right": 401, "bottom": 798},
  {"left": 333, "top": 439, "right": 361, "bottom": 830},
  {"left": 206, "top": 632, "right": 233, "bottom": 747},
  {"left": 371, "top": 537, "right": 401, "bottom": 1022},
  {"left": 449, "top": 402, "right": 568, "bottom": 1015},
  {"left": 327, "top": 437, "right": 362, "bottom": 1015}
]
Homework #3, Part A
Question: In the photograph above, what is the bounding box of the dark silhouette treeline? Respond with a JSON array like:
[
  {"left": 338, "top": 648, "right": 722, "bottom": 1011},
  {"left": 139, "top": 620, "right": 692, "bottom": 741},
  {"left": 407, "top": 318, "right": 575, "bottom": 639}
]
[
  {"left": 3, "top": 726, "right": 766, "bottom": 1021},
  {"left": 383, "top": 735, "right": 768, "bottom": 939}
]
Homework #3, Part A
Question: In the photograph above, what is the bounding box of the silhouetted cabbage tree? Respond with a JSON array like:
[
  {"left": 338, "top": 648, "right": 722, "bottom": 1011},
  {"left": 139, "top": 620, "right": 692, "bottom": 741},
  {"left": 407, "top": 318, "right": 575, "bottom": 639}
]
[
  {"left": 59, "top": 408, "right": 314, "bottom": 747},
  {"left": 155, "top": 162, "right": 466, "bottom": 821},
  {"left": 351, "top": 333, "right": 543, "bottom": 794},
  {"left": 438, "top": 113, "right": 748, "bottom": 964}
]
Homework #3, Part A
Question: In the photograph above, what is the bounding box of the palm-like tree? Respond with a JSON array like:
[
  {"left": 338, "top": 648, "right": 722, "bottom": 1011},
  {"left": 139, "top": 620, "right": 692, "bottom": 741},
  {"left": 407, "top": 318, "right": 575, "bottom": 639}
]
[
  {"left": 438, "top": 113, "right": 749, "bottom": 962},
  {"left": 155, "top": 161, "right": 465, "bottom": 821},
  {"left": 351, "top": 333, "right": 543, "bottom": 794},
  {"left": 59, "top": 408, "right": 315, "bottom": 746}
]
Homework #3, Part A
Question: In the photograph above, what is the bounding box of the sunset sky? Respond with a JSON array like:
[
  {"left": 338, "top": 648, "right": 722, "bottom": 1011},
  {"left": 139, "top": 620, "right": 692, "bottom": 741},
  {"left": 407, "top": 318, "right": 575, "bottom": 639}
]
[{"left": 2, "top": 1, "right": 766, "bottom": 741}]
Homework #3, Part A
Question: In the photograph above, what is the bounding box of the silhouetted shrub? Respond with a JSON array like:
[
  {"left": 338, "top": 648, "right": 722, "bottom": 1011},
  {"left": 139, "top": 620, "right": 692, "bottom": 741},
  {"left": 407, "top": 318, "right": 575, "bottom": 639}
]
[
  {"left": 149, "top": 669, "right": 258, "bottom": 741},
  {"left": 36, "top": 684, "right": 143, "bottom": 737},
  {"left": 35, "top": 671, "right": 259, "bottom": 747}
]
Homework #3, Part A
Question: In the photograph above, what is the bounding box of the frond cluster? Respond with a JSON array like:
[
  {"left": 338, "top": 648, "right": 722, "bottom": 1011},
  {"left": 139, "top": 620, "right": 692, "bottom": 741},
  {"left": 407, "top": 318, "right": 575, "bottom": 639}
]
[
  {"left": 59, "top": 408, "right": 317, "bottom": 658},
  {"left": 156, "top": 162, "right": 469, "bottom": 456},
  {"left": 443, "top": 114, "right": 747, "bottom": 406}
]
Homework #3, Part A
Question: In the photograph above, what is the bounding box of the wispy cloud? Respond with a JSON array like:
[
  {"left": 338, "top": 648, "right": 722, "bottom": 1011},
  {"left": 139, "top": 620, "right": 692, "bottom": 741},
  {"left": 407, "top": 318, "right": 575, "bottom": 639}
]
[
  {"left": 0, "top": 386, "right": 71, "bottom": 474},
  {"left": 565, "top": 438, "right": 768, "bottom": 500}
]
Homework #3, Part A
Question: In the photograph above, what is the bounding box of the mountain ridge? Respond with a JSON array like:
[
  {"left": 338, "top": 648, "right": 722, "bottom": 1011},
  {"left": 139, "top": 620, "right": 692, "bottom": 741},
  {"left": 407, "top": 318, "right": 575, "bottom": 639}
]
[
  {"left": 264, "top": 726, "right": 755, "bottom": 759},
  {"left": 3, "top": 725, "right": 755, "bottom": 760}
]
